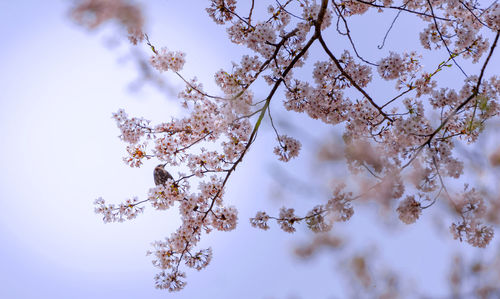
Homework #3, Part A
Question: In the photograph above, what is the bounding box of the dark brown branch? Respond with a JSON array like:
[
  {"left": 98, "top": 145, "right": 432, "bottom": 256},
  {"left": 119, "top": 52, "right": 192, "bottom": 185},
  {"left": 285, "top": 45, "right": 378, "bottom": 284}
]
[
  {"left": 352, "top": 0, "right": 451, "bottom": 21},
  {"left": 317, "top": 33, "right": 392, "bottom": 121}
]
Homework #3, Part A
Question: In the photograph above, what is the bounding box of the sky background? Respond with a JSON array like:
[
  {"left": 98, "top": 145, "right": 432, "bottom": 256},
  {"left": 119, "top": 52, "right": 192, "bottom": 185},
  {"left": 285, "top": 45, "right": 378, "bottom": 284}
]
[{"left": 0, "top": 1, "right": 499, "bottom": 298}]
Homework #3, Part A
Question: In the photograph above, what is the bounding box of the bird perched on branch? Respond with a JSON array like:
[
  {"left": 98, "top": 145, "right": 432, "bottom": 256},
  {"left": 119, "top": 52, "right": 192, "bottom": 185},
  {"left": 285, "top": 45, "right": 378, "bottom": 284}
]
[{"left": 154, "top": 163, "right": 174, "bottom": 186}]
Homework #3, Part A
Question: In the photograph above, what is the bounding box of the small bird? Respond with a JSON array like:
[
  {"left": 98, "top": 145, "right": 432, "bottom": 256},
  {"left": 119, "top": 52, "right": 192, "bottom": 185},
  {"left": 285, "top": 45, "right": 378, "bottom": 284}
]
[{"left": 154, "top": 163, "right": 174, "bottom": 186}]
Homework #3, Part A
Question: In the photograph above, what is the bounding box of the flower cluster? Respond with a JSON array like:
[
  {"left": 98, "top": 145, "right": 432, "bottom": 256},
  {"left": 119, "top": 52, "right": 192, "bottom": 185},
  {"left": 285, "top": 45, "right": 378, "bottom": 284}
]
[
  {"left": 273, "top": 135, "right": 301, "bottom": 162},
  {"left": 339, "top": 0, "right": 369, "bottom": 16},
  {"left": 267, "top": 5, "right": 291, "bottom": 30},
  {"left": 377, "top": 52, "right": 405, "bottom": 80},
  {"left": 450, "top": 186, "right": 494, "bottom": 248},
  {"left": 148, "top": 182, "right": 181, "bottom": 210},
  {"left": 112, "top": 109, "right": 151, "bottom": 144},
  {"left": 396, "top": 195, "right": 422, "bottom": 224},
  {"left": 150, "top": 48, "right": 186, "bottom": 72},
  {"left": 302, "top": 2, "right": 332, "bottom": 30},
  {"left": 249, "top": 211, "right": 270, "bottom": 230},
  {"left": 283, "top": 50, "right": 372, "bottom": 126},
  {"left": 71, "top": 0, "right": 144, "bottom": 44},
  {"left": 123, "top": 143, "right": 149, "bottom": 167},
  {"left": 378, "top": 51, "right": 422, "bottom": 89},
  {"left": 305, "top": 205, "right": 332, "bottom": 233},
  {"left": 206, "top": 0, "right": 236, "bottom": 25},
  {"left": 94, "top": 197, "right": 145, "bottom": 223},
  {"left": 326, "top": 185, "right": 354, "bottom": 222},
  {"left": 277, "top": 207, "right": 298, "bottom": 233},
  {"left": 484, "top": 3, "right": 500, "bottom": 31}
]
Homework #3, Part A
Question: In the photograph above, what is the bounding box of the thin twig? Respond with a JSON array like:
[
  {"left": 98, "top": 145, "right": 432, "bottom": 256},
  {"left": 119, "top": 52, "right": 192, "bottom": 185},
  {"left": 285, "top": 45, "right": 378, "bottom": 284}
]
[
  {"left": 332, "top": 1, "right": 378, "bottom": 65},
  {"left": 377, "top": 6, "right": 404, "bottom": 50},
  {"left": 426, "top": 0, "right": 468, "bottom": 77}
]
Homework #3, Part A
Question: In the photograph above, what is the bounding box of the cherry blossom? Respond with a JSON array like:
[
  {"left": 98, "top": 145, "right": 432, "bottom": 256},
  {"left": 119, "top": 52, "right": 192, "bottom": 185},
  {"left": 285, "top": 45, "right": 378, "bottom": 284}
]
[
  {"left": 396, "top": 195, "right": 422, "bottom": 224},
  {"left": 70, "top": 0, "right": 500, "bottom": 292}
]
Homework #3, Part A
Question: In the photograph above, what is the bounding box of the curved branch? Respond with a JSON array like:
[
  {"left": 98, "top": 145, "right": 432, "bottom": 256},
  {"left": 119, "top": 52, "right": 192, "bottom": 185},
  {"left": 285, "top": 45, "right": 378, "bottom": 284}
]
[{"left": 317, "top": 33, "right": 392, "bottom": 121}]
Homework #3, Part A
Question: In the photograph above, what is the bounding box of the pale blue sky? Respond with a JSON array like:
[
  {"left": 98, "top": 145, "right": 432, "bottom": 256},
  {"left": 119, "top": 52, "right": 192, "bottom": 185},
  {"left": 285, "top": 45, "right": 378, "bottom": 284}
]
[{"left": 1, "top": 1, "right": 498, "bottom": 298}]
